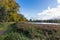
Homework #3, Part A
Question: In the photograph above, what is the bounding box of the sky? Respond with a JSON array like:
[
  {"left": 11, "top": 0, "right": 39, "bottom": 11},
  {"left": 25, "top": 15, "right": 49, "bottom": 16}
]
[{"left": 16, "top": 0, "right": 60, "bottom": 20}]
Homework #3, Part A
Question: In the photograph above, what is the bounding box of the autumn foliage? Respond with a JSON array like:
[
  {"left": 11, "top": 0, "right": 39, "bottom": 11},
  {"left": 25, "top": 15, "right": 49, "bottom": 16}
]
[{"left": 0, "top": 0, "right": 27, "bottom": 22}]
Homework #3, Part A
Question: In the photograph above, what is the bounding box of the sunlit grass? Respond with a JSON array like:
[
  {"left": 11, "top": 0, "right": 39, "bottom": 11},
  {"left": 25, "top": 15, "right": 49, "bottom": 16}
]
[
  {"left": 0, "top": 22, "right": 15, "bottom": 31},
  {"left": 0, "top": 23, "right": 8, "bottom": 31}
]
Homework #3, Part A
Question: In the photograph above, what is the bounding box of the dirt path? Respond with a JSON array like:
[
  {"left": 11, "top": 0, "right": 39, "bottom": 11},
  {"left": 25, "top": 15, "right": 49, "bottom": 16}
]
[{"left": 0, "top": 22, "right": 15, "bottom": 36}]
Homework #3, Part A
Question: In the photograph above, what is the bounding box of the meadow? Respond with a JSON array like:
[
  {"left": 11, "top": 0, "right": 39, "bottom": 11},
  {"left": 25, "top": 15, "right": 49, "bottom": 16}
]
[{"left": 0, "top": 22, "right": 60, "bottom": 40}]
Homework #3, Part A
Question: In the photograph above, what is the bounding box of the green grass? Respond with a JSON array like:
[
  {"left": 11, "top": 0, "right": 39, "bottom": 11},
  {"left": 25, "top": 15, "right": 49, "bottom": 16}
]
[
  {"left": 0, "top": 23, "right": 8, "bottom": 31},
  {"left": 0, "top": 22, "right": 45, "bottom": 40},
  {"left": 0, "top": 32, "right": 31, "bottom": 40},
  {"left": 0, "top": 22, "right": 15, "bottom": 31},
  {"left": 0, "top": 22, "right": 60, "bottom": 40}
]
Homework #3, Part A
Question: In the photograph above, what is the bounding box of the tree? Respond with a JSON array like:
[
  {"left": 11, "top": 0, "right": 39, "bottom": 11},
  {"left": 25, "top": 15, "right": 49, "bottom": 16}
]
[
  {"left": 0, "top": 0, "right": 27, "bottom": 22},
  {"left": 18, "top": 14, "right": 27, "bottom": 22}
]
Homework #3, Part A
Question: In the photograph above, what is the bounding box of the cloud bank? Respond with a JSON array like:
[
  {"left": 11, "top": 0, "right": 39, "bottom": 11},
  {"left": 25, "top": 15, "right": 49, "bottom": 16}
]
[
  {"left": 37, "top": 0, "right": 60, "bottom": 20},
  {"left": 57, "top": 0, "right": 60, "bottom": 4}
]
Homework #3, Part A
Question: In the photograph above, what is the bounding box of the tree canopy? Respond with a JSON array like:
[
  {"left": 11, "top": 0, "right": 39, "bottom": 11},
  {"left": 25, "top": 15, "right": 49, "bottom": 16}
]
[{"left": 0, "top": 0, "right": 27, "bottom": 22}]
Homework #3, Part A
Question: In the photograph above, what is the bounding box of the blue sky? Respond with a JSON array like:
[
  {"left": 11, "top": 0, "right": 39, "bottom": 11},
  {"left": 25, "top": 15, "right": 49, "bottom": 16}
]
[{"left": 15, "top": 0, "right": 60, "bottom": 20}]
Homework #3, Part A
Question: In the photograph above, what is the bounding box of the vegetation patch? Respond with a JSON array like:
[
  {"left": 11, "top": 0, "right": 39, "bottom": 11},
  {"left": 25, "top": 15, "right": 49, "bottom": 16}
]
[{"left": 0, "top": 22, "right": 60, "bottom": 40}]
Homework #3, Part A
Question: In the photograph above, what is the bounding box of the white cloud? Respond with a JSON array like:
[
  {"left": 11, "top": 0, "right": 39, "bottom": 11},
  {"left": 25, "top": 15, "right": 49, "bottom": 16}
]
[
  {"left": 36, "top": 0, "right": 60, "bottom": 20},
  {"left": 37, "top": 6, "right": 60, "bottom": 20},
  {"left": 57, "top": 0, "right": 60, "bottom": 4}
]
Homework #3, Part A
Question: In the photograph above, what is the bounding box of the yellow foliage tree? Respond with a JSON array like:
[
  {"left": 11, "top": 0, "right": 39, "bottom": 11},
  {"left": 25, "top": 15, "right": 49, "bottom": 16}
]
[{"left": 0, "top": 0, "right": 27, "bottom": 22}]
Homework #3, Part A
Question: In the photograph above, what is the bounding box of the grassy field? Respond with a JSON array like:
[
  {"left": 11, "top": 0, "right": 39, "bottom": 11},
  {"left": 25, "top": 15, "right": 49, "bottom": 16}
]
[{"left": 0, "top": 22, "right": 60, "bottom": 40}]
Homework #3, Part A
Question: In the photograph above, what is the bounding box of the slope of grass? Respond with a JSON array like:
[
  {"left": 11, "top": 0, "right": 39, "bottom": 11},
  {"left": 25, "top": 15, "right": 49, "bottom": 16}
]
[
  {"left": 0, "top": 22, "right": 9, "bottom": 31},
  {"left": 0, "top": 22, "right": 15, "bottom": 31}
]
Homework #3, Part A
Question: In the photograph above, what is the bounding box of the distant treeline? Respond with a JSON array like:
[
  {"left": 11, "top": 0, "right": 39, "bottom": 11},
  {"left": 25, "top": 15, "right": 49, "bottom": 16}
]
[{"left": 29, "top": 19, "right": 60, "bottom": 23}]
